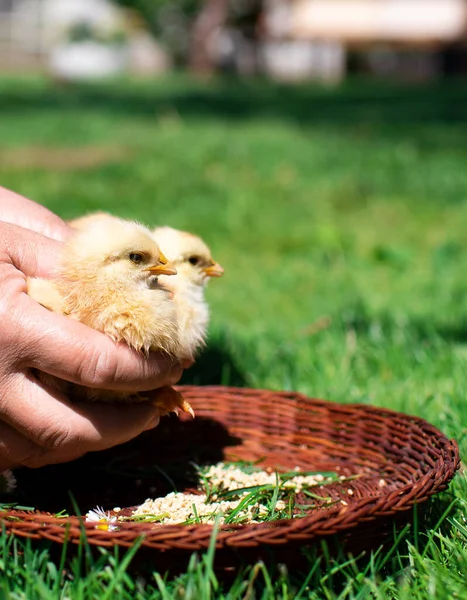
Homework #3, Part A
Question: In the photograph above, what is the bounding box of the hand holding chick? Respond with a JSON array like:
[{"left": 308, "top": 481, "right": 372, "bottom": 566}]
[
  {"left": 28, "top": 216, "right": 194, "bottom": 417},
  {"left": 0, "top": 190, "right": 184, "bottom": 470}
]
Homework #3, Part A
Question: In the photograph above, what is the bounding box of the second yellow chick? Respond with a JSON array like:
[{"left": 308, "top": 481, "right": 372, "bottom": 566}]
[{"left": 153, "top": 226, "right": 224, "bottom": 361}]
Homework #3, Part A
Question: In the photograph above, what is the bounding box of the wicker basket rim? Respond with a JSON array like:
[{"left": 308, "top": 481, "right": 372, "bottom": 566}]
[{"left": 0, "top": 386, "right": 460, "bottom": 553}]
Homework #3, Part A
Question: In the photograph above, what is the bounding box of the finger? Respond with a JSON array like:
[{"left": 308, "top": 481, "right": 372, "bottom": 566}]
[
  {"left": 30, "top": 410, "right": 160, "bottom": 468},
  {"left": 0, "top": 419, "right": 88, "bottom": 469},
  {"left": 0, "top": 187, "right": 72, "bottom": 242},
  {"left": 0, "top": 372, "right": 165, "bottom": 464},
  {"left": 143, "top": 412, "right": 161, "bottom": 431},
  {"left": 0, "top": 419, "right": 49, "bottom": 470},
  {"left": 0, "top": 221, "right": 64, "bottom": 278},
  {"left": 181, "top": 358, "right": 195, "bottom": 369},
  {"left": 15, "top": 293, "right": 183, "bottom": 392}
]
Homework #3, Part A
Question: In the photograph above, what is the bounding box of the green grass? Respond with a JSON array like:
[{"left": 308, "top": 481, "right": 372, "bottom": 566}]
[{"left": 1, "top": 74, "right": 467, "bottom": 597}]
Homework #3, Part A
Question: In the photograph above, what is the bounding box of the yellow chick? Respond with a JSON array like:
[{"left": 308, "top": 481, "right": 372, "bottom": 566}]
[
  {"left": 69, "top": 214, "right": 224, "bottom": 362},
  {"left": 26, "top": 276, "right": 64, "bottom": 314},
  {"left": 68, "top": 211, "right": 111, "bottom": 230},
  {"left": 28, "top": 216, "right": 194, "bottom": 416},
  {"left": 153, "top": 226, "right": 224, "bottom": 361}
]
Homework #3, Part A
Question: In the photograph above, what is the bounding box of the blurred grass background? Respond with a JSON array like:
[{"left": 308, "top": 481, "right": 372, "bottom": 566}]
[{"left": 1, "top": 75, "right": 467, "bottom": 597}]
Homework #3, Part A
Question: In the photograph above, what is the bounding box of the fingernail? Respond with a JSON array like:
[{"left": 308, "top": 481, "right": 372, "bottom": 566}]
[
  {"left": 169, "top": 364, "right": 183, "bottom": 385},
  {"left": 144, "top": 413, "right": 160, "bottom": 431},
  {"left": 181, "top": 358, "right": 195, "bottom": 369}
]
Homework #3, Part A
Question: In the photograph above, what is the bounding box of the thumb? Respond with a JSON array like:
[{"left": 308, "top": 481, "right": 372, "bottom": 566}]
[
  {"left": 0, "top": 221, "right": 64, "bottom": 278},
  {"left": 0, "top": 187, "right": 71, "bottom": 242}
]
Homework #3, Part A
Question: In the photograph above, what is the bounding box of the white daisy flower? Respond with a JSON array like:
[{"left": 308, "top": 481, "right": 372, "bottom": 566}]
[{"left": 85, "top": 506, "right": 118, "bottom": 532}]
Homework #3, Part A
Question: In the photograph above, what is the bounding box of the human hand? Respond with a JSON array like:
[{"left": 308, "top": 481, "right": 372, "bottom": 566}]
[
  {"left": 0, "top": 218, "right": 182, "bottom": 470},
  {"left": 0, "top": 186, "right": 72, "bottom": 242}
]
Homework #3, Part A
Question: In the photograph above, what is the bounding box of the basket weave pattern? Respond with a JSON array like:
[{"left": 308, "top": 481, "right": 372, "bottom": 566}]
[{"left": 1, "top": 386, "right": 459, "bottom": 553}]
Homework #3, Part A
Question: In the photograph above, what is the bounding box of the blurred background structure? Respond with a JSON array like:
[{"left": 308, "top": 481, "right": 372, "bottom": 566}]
[{"left": 0, "top": 0, "right": 467, "bottom": 81}]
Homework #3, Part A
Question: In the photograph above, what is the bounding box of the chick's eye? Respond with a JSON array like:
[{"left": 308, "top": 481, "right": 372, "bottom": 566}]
[
  {"left": 188, "top": 256, "right": 200, "bottom": 266},
  {"left": 129, "top": 253, "right": 144, "bottom": 264}
]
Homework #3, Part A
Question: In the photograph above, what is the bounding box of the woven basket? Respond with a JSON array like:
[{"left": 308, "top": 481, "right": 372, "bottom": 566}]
[{"left": 2, "top": 386, "right": 460, "bottom": 560}]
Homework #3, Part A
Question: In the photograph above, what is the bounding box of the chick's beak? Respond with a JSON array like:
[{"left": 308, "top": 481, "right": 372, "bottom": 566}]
[
  {"left": 145, "top": 253, "right": 177, "bottom": 276},
  {"left": 203, "top": 261, "right": 224, "bottom": 278},
  {"left": 158, "top": 251, "right": 169, "bottom": 264}
]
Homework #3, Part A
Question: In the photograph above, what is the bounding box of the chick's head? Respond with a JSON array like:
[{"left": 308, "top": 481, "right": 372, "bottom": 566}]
[
  {"left": 68, "top": 211, "right": 112, "bottom": 230},
  {"left": 59, "top": 217, "right": 177, "bottom": 293},
  {"left": 153, "top": 227, "right": 223, "bottom": 288}
]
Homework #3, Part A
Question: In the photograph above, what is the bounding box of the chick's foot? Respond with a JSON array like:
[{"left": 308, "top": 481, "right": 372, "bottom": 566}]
[{"left": 150, "top": 386, "right": 195, "bottom": 418}]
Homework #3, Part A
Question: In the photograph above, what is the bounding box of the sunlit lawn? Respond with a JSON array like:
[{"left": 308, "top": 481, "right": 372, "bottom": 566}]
[{"left": 1, "top": 74, "right": 467, "bottom": 598}]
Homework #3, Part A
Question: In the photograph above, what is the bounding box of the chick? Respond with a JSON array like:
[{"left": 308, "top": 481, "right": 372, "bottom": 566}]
[
  {"left": 27, "top": 216, "right": 194, "bottom": 417},
  {"left": 153, "top": 226, "right": 224, "bottom": 361},
  {"left": 69, "top": 214, "right": 224, "bottom": 361},
  {"left": 26, "top": 276, "right": 63, "bottom": 313},
  {"left": 68, "top": 211, "right": 112, "bottom": 230}
]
